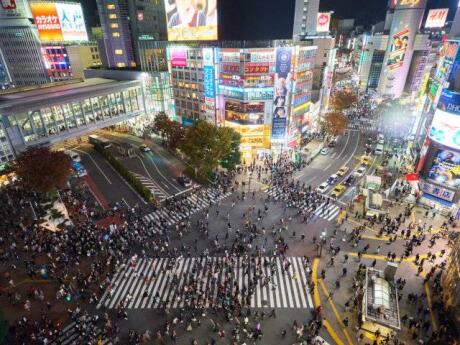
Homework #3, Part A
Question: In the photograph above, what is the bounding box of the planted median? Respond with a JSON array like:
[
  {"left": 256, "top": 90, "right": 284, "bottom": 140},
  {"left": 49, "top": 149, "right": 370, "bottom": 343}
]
[{"left": 93, "top": 143, "right": 157, "bottom": 205}]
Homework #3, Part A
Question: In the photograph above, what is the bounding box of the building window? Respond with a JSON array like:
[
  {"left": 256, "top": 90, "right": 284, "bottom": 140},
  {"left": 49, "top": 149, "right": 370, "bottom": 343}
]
[
  {"left": 107, "top": 4, "right": 115, "bottom": 9},
  {"left": 109, "top": 14, "right": 117, "bottom": 19},
  {"left": 110, "top": 23, "right": 119, "bottom": 28},
  {"left": 114, "top": 49, "right": 123, "bottom": 55},
  {"left": 116, "top": 62, "right": 126, "bottom": 68},
  {"left": 112, "top": 32, "right": 120, "bottom": 37}
]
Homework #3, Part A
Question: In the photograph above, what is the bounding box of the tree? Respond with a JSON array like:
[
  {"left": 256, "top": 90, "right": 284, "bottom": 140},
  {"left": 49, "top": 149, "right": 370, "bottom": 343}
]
[
  {"left": 220, "top": 127, "right": 241, "bottom": 171},
  {"left": 152, "top": 112, "right": 171, "bottom": 141},
  {"left": 321, "top": 111, "right": 349, "bottom": 136},
  {"left": 330, "top": 90, "right": 357, "bottom": 111},
  {"left": 180, "top": 120, "right": 233, "bottom": 178},
  {"left": 15, "top": 147, "right": 71, "bottom": 193},
  {"left": 165, "top": 121, "right": 185, "bottom": 151}
]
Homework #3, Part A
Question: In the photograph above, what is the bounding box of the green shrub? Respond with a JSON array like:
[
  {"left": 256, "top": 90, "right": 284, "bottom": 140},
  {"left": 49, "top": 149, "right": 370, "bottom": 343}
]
[{"left": 93, "top": 143, "right": 156, "bottom": 205}]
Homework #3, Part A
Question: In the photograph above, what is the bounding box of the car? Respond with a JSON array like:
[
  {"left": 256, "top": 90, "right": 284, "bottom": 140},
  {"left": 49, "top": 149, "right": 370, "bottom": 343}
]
[
  {"left": 336, "top": 166, "right": 349, "bottom": 177},
  {"left": 330, "top": 184, "right": 347, "bottom": 198},
  {"left": 343, "top": 174, "right": 356, "bottom": 186},
  {"left": 328, "top": 137, "right": 337, "bottom": 147},
  {"left": 317, "top": 182, "right": 329, "bottom": 193},
  {"left": 360, "top": 155, "right": 372, "bottom": 166},
  {"left": 320, "top": 147, "right": 329, "bottom": 155},
  {"left": 177, "top": 175, "right": 192, "bottom": 187},
  {"left": 327, "top": 174, "right": 339, "bottom": 185},
  {"left": 378, "top": 138, "right": 385, "bottom": 145},
  {"left": 354, "top": 166, "right": 367, "bottom": 177},
  {"left": 139, "top": 144, "right": 151, "bottom": 152}
]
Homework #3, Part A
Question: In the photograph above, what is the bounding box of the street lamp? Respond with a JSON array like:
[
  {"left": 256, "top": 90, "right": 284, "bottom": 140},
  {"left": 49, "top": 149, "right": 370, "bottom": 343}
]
[{"left": 318, "top": 231, "right": 327, "bottom": 257}]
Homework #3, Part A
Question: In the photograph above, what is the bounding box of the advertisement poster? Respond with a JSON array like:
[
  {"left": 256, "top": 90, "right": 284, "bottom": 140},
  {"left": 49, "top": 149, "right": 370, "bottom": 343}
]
[
  {"left": 429, "top": 109, "right": 460, "bottom": 150},
  {"left": 428, "top": 149, "right": 460, "bottom": 188},
  {"left": 271, "top": 47, "right": 292, "bottom": 141},
  {"left": 387, "top": 28, "right": 410, "bottom": 70},
  {"left": 170, "top": 48, "right": 187, "bottom": 67},
  {"left": 30, "top": 2, "right": 88, "bottom": 42},
  {"left": 425, "top": 8, "right": 448, "bottom": 28},
  {"left": 422, "top": 182, "right": 455, "bottom": 202},
  {"left": 165, "top": 0, "right": 218, "bottom": 41},
  {"left": 203, "top": 65, "right": 215, "bottom": 98},
  {"left": 244, "top": 63, "right": 270, "bottom": 74},
  {"left": 316, "top": 12, "right": 331, "bottom": 33}
]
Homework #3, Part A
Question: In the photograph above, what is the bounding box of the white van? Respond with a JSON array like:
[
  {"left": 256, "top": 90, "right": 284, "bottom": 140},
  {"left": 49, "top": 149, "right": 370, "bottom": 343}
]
[
  {"left": 375, "top": 144, "right": 384, "bottom": 155},
  {"left": 64, "top": 149, "right": 81, "bottom": 162}
]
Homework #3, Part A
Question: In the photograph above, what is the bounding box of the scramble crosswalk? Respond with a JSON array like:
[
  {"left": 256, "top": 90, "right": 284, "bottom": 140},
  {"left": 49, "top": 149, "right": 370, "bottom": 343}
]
[
  {"left": 143, "top": 188, "right": 232, "bottom": 227},
  {"left": 97, "top": 256, "right": 313, "bottom": 310},
  {"left": 266, "top": 186, "right": 341, "bottom": 222},
  {"left": 132, "top": 172, "right": 168, "bottom": 202},
  {"left": 50, "top": 321, "right": 112, "bottom": 345}
]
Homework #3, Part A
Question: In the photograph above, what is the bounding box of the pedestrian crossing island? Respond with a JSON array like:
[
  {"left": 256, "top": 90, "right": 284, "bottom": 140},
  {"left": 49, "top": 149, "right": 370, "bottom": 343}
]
[{"left": 97, "top": 256, "right": 314, "bottom": 310}]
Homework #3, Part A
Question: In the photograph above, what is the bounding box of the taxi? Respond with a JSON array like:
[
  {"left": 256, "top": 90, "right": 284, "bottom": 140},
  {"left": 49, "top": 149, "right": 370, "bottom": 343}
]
[
  {"left": 360, "top": 155, "right": 372, "bottom": 166},
  {"left": 336, "top": 166, "right": 349, "bottom": 177},
  {"left": 330, "top": 183, "right": 347, "bottom": 198}
]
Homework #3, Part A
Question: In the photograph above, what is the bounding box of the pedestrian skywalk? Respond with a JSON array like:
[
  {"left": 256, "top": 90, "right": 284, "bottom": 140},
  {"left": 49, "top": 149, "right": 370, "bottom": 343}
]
[
  {"left": 97, "top": 256, "right": 314, "bottom": 310},
  {"left": 143, "top": 188, "right": 232, "bottom": 226},
  {"left": 266, "top": 186, "right": 341, "bottom": 222}
]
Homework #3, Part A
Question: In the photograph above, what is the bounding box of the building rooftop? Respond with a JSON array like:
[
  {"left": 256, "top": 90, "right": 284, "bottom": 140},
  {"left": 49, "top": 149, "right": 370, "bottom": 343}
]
[
  {"left": 0, "top": 78, "right": 141, "bottom": 113},
  {"left": 364, "top": 268, "right": 401, "bottom": 330}
]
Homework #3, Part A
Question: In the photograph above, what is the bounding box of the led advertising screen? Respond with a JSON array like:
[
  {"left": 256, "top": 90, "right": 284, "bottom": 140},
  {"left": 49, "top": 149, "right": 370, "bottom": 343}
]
[
  {"left": 425, "top": 8, "right": 448, "bottom": 28},
  {"left": 316, "top": 12, "right": 331, "bottom": 33},
  {"left": 30, "top": 2, "right": 88, "bottom": 42},
  {"left": 165, "top": 0, "right": 217, "bottom": 41},
  {"left": 427, "top": 149, "right": 460, "bottom": 189},
  {"left": 170, "top": 48, "right": 187, "bottom": 67},
  {"left": 387, "top": 28, "right": 410, "bottom": 70},
  {"left": 272, "top": 47, "right": 292, "bottom": 141},
  {"left": 429, "top": 109, "right": 460, "bottom": 151}
]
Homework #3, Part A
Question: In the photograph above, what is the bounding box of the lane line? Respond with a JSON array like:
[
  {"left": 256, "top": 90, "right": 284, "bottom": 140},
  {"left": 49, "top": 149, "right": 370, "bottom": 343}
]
[{"left": 74, "top": 148, "right": 112, "bottom": 184}]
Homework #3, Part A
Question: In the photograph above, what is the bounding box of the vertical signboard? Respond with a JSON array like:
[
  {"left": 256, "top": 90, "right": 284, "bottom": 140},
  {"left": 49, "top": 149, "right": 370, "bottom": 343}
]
[
  {"left": 387, "top": 28, "right": 410, "bottom": 70},
  {"left": 203, "top": 48, "right": 216, "bottom": 123},
  {"left": 271, "top": 47, "right": 292, "bottom": 141},
  {"left": 316, "top": 12, "right": 331, "bottom": 33}
]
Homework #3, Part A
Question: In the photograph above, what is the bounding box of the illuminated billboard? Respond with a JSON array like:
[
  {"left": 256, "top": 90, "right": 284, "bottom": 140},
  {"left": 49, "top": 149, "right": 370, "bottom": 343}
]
[
  {"left": 316, "top": 12, "right": 331, "bottom": 33},
  {"left": 427, "top": 149, "right": 460, "bottom": 189},
  {"left": 429, "top": 109, "right": 460, "bottom": 150},
  {"left": 165, "top": 0, "right": 218, "bottom": 41},
  {"left": 425, "top": 8, "right": 448, "bottom": 28},
  {"left": 170, "top": 48, "right": 187, "bottom": 67},
  {"left": 30, "top": 2, "right": 88, "bottom": 42},
  {"left": 387, "top": 28, "right": 410, "bottom": 70}
]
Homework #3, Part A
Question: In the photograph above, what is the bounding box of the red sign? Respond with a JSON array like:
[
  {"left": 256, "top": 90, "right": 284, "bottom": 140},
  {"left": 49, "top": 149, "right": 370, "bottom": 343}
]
[
  {"left": 244, "top": 63, "right": 270, "bottom": 74},
  {"left": 222, "top": 64, "right": 240, "bottom": 73},
  {"left": 1, "top": 0, "right": 16, "bottom": 10},
  {"left": 405, "top": 173, "right": 419, "bottom": 181}
]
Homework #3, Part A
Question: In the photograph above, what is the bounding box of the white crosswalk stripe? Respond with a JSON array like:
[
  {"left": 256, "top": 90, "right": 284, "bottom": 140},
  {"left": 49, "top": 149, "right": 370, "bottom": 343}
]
[
  {"left": 97, "top": 256, "right": 313, "bottom": 310},
  {"left": 143, "top": 188, "right": 231, "bottom": 229},
  {"left": 49, "top": 321, "right": 112, "bottom": 345},
  {"left": 132, "top": 172, "right": 168, "bottom": 201},
  {"left": 266, "top": 186, "right": 341, "bottom": 222}
]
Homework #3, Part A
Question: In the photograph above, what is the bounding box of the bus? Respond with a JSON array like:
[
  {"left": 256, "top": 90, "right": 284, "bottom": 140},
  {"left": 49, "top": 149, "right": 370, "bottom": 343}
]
[
  {"left": 88, "top": 135, "right": 112, "bottom": 149},
  {"left": 71, "top": 160, "right": 87, "bottom": 177},
  {"left": 63, "top": 149, "right": 81, "bottom": 162}
]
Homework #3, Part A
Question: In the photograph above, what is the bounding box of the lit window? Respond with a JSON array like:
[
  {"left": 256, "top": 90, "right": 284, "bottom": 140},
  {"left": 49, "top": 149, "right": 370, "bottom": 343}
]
[
  {"left": 109, "top": 14, "right": 117, "bottom": 19},
  {"left": 107, "top": 4, "right": 115, "bottom": 9},
  {"left": 110, "top": 23, "right": 119, "bottom": 28},
  {"left": 116, "top": 62, "right": 126, "bottom": 68},
  {"left": 112, "top": 32, "right": 120, "bottom": 37},
  {"left": 115, "top": 49, "right": 123, "bottom": 55}
]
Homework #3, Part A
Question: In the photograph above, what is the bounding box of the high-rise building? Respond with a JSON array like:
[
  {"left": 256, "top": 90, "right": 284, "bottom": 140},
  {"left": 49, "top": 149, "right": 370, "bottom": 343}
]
[
  {"left": 0, "top": 0, "right": 50, "bottom": 90},
  {"left": 377, "top": 0, "right": 428, "bottom": 98},
  {"left": 66, "top": 44, "right": 103, "bottom": 79},
  {"left": 292, "top": 0, "right": 320, "bottom": 39},
  {"left": 96, "top": 0, "right": 167, "bottom": 68}
]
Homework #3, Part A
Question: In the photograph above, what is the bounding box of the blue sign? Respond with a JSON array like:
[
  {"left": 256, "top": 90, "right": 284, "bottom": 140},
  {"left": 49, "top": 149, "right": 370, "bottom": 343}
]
[
  {"left": 271, "top": 117, "right": 286, "bottom": 140},
  {"left": 182, "top": 117, "right": 194, "bottom": 126},
  {"left": 203, "top": 65, "right": 215, "bottom": 98},
  {"left": 438, "top": 89, "right": 460, "bottom": 114},
  {"left": 275, "top": 47, "right": 292, "bottom": 78}
]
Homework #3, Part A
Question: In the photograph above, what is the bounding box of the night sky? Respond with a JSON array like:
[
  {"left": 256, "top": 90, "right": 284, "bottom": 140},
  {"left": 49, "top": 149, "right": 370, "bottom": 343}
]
[{"left": 81, "top": 0, "right": 459, "bottom": 40}]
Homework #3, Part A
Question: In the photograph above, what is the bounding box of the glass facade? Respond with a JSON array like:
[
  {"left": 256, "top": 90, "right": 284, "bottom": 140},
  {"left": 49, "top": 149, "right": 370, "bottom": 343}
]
[
  {"left": 367, "top": 51, "right": 385, "bottom": 90},
  {"left": 0, "top": 85, "right": 143, "bottom": 158}
]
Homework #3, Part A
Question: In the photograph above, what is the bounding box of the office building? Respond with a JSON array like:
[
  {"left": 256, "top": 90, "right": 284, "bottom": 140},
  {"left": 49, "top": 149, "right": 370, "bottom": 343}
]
[
  {"left": 0, "top": 0, "right": 50, "bottom": 90},
  {"left": 293, "top": 0, "right": 320, "bottom": 39},
  {"left": 41, "top": 45, "right": 72, "bottom": 82},
  {"left": 66, "top": 44, "right": 103, "bottom": 79},
  {"left": 96, "top": 0, "right": 166, "bottom": 68}
]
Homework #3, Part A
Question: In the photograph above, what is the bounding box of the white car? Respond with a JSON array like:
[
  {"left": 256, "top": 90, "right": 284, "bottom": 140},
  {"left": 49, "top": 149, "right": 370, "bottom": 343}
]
[
  {"left": 139, "top": 144, "right": 151, "bottom": 152},
  {"left": 354, "top": 166, "right": 367, "bottom": 177},
  {"left": 317, "top": 182, "right": 329, "bottom": 193},
  {"left": 320, "top": 147, "right": 329, "bottom": 155}
]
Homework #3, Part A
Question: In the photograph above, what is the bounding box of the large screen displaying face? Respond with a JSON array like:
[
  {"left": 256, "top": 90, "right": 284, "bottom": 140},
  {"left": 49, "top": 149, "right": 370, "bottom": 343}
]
[
  {"left": 165, "top": 0, "right": 217, "bottom": 41},
  {"left": 427, "top": 149, "right": 460, "bottom": 189}
]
